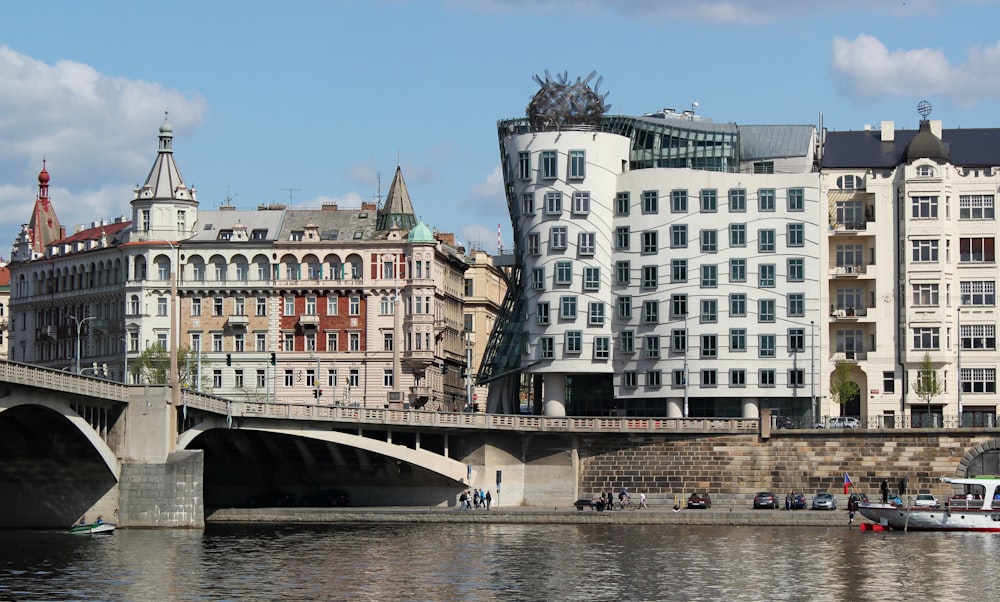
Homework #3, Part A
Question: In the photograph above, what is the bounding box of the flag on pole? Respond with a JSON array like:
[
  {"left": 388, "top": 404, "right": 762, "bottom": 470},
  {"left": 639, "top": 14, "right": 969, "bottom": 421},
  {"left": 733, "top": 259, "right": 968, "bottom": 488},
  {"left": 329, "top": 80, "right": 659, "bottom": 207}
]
[{"left": 844, "top": 472, "right": 853, "bottom": 494}]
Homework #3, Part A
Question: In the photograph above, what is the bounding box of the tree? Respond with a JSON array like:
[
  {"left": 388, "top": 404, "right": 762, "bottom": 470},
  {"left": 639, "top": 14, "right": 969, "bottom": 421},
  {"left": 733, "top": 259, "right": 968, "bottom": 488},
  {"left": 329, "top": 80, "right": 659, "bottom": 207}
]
[
  {"left": 914, "top": 352, "right": 943, "bottom": 426},
  {"left": 131, "top": 344, "right": 209, "bottom": 390},
  {"left": 829, "top": 360, "right": 860, "bottom": 415}
]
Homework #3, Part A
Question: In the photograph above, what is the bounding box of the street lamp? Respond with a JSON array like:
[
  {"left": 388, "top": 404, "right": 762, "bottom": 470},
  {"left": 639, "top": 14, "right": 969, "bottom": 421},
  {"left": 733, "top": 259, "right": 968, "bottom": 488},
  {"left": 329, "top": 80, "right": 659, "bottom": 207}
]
[
  {"left": 70, "top": 314, "right": 96, "bottom": 374},
  {"left": 811, "top": 320, "right": 817, "bottom": 425}
]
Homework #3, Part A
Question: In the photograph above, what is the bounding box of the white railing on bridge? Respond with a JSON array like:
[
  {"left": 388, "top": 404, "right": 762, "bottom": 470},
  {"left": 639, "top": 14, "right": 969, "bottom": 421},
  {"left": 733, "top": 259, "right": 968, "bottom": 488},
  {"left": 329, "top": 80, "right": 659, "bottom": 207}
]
[{"left": 0, "top": 361, "right": 127, "bottom": 402}]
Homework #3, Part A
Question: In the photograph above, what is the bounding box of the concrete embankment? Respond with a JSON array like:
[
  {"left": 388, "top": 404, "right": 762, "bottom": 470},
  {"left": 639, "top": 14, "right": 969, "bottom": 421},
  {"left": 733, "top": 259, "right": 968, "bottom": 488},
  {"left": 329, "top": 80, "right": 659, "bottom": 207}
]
[{"left": 206, "top": 506, "right": 852, "bottom": 527}]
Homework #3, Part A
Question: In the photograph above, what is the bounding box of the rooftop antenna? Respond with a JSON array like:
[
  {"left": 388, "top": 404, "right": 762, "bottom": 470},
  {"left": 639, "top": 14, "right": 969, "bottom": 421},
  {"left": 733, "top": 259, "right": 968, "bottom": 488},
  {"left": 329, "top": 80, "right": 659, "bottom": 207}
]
[
  {"left": 375, "top": 172, "right": 383, "bottom": 209},
  {"left": 281, "top": 187, "right": 301, "bottom": 207},
  {"left": 222, "top": 181, "right": 237, "bottom": 208}
]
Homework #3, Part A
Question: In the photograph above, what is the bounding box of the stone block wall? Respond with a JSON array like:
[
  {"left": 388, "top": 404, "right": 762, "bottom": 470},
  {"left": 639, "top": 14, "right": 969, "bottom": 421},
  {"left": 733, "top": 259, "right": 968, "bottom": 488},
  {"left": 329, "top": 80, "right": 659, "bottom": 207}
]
[
  {"left": 119, "top": 450, "right": 204, "bottom": 528},
  {"left": 578, "top": 431, "right": 1000, "bottom": 501}
]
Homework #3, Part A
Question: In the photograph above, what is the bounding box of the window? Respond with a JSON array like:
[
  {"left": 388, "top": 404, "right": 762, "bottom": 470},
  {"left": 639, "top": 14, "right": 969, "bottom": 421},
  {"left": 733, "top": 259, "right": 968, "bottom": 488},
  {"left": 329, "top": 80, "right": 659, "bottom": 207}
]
[
  {"left": 192, "top": 297, "right": 202, "bottom": 316},
  {"left": 671, "top": 294, "right": 687, "bottom": 317},
  {"left": 730, "top": 369, "right": 746, "bottom": 387},
  {"left": 555, "top": 261, "right": 572, "bottom": 285},
  {"left": 671, "top": 329, "right": 687, "bottom": 353},
  {"left": 643, "top": 300, "right": 659, "bottom": 323},
  {"left": 730, "top": 294, "right": 746, "bottom": 317},
  {"left": 235, "top": 297, "right": 246, "bottom": 316},
  {"left": 190, "top": 333, "right": 202, "bottom": 352},
  {"left": 758, "top": 189, "right": 776, "bottom": 211},
  {"left": 759, "top": 299, "right": 776, "bottom": 322},
  {"left": 213, "top": 369, "right": 222, "bottom": 388},
  {"left": 540, "top": 150, "right": 557, "bottom": 178},
  {"left": 959, "top": 194, "right": 994, "bottom": 220},
  {"left": 214, "top": 297, "right": 224, "bottom": 317},
  {"left": 642, "top": 190, "right": 659, "bottom": 214},
  {"left": 594, "top": 336, "right": 610, "bottom": 359},
  {"left": 583, "top": 267, "right": 601, "bottom": 291},
  {"left": 620, "top": 330, "right": 635, "bottom": 352},
  {"left": 527, "top": 233, "right": 540, "bottom": 255},
  {"left": 961, "top": 324, "right": 996, "bottom": 350},
  {"left": 700, "top": 229, "right": 717, "bottom": 253},
  {"left": 545, "top": 191, "right": 562, "bottom": 215},
  {"left": 730, "top": 259, "right": 746, "bottom": 282},
  {"left": 701, "top": 369, "right": 717, "bottom": 387},
  {"left": 565, "top": 331, "right": 582, "bottom": 354},
  {"left": 961, "top": 281, "right": 995, "bottom": 306},
  {"left": 532, "top": 267, "right": 544, "bottom": 290},
  {"left": 326, "top": 332, "right": 338, "bottom": 351},
  {"left": 701, "top": 335, "right": 717, "bottom": 358},
  {"left": 550, "top": 226, "right": 567, "bottom": 250},
  {"left": 836, "top": 175, "right": 864, "bottom": 189},
  {"left": 671, "top": 259, "right": 687, "bottom": 283},
  {"left": 672, "top": 370, "right": 685, "bottom": 387},
  {"left": 754, "top": 162, "right": 774, "bottom": 174},
  {"left": 729, "top": 188, "right": 746, "bottom": 212},
  {"left": 759, "top": 334, "right": 775, "bottom": 358},
  {"left": 615, "top": 226, "right": 630, "bottom": 250},
  {"left": 758, "top": 229, "right": 775, "bottom": 252},
  {"left": 257, "top": 369, "right": 267, "bottom": 388},
  {"left": 572, "top": 191, "right": 591, "bottom": 215},
  {"left": 647, "top": 370, "right": 662, "bottom": 387},
  {"left": 617, "top": 296, "right": 632, "bottom": 319},
  {"left": 788, "top": 328, "right": 805, "bottom": 353},
  {"left": 701, "top": 299, "right": 717, "bottom": 323},
  {"left": 913, "top": 327, "right": 940, "bottom": 349},
  {"left": 157, "top": 297, "right": 167, "bottom": 316},
  {"left": 536, "top": 302, "right": 550, "bottom": 325},
  {"left": 642, "top": 231, "right": 658, "bottom": 254},
  {"left": 960, "top": 237, "right": 995, "bottom": 263},
  {"left": 348, "top": 369, "right": 359, "bottom": 388},
  {"left": 730, "top": 328, "right": 746, "bottom": 352},
  {"left": 349, "top": 296, "right": 360, "bottom": 316},
  {"left": 788, "top": 188, "right": 805, "bottom": 211},
  {"left": 540, "top": 337, "right": 554, "bottom": 359},
  {"left": 235, "top": 333, "right": 246, "bottom": 352},
  {"left": 788, "top": 369, "right": 805, "bottom": 388},
  {"left": 644, "top": 335, "right": 660, "bottom": 358},
  {"left": 642, "top": 265, "right": 658, "bottom": 289},
  {"left": 915, "top": 165, "right": 935, "bottom": 177},
  {"left": 730, "top": 224, "right": 746, "bottom": 247},
  {"left": 701, "top": 264, "right": 717, "bottom": 288},
  {"left": 560, "top": 296, "right": 577, "bottom": 319},
  {"left": 759, "top": 264, "right": 776, "bottom": 288},
  {"left": 517, "top": 151, "right": 531, "bottom": 179},
  {"left": 569, "top": 150, "right": 586, "bottom": 179},
  {"left": 578, "top": 232, "right": 596, "bottom": 256},
  {"left": 304, "top": 296, "right": 316, "bottom": 316},
  {"left": 883, "top": 371, "right": 895, "bottom": 393},
  {"left": 961, "top": 368, "right": 997, "bottom": 393},
  {"left": 670, "top": 189, "right": 687, "bottom": 213},
  {"left": 912, "top": 283, "right": 940, "bottom": 306},
  {"left": 836, "top": 329, "right": 863, "bottom": 358},
  {"left": 589, "top": 302, "right": 605, "bottom": 325},
  {"left": 700, "top": 189, "right": 718, "bottom": 212},
  {"left": 521, "top": 193, "right": 535, "bottom": 215},
  {"left": 911, "top": 195, "right": 939, "bottom": 218},
  {"left": 623, "top": 370, "right": 637, "bottom": 387},
  {"left": 787, "top": 223, "right": 804, "bottom": 247},
  {"left": 615, "top": 261, "right": 630, "bottom": 285},
  {"left": 616, "top": 192, "right": 630, "bottom": 216},
  {"left": 281, "top": 332, "right": 293, "bottom": 351},
  {"left": 760, "top": 369, "right": 776, "bottom": 387},
  {"left": 260, "top": 297, "right": 270, "bottom": 317},
  {"left": 254, "top": 333, "right": 266, "bottom": 352},
  {"left": 383, "top": 332, "right": 394, "bottom": 351},
  {"left": 787, "top": 293, "right": 805, "bottom": 317},
  {"left": 788, "top": 258, "right": 805, "bottom": 282},
  {"left": 670, "top": 225, "right": 688, "bottom": 248}
]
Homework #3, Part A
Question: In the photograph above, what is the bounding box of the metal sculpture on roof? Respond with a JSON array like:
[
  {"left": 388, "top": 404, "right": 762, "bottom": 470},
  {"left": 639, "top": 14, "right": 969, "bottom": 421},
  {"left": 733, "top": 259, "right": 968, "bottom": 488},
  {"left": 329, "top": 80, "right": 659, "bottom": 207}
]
[
  {"left": 526, "top": 70, "right": 611, "bottom": 129},
  {"left": 917, "top": 100, "right": 932, "bottom": 121}
]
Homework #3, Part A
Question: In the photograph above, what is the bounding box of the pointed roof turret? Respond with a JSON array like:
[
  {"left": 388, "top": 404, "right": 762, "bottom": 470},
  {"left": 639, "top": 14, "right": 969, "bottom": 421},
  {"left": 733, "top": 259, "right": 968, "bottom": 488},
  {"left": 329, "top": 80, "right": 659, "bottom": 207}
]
[
  {"left": 28, "top": 159, "right": 63, "bottom": 255},
  {"left": 376, "top": 166, "right": 417, "bottom": 232},
  {"left": 134, "top": 112, "right": 197, "bottom": 203}
]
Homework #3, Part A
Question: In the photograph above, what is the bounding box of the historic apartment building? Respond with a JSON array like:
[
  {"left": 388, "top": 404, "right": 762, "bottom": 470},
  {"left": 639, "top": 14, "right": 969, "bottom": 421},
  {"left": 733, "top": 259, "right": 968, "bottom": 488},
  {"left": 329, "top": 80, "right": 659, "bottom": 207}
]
[
  {"left": 7, "top": 119, "right": 497, "bottom": 411},
  {"left": 484, "top": 74, "right": 1000, "bottom": 425}
]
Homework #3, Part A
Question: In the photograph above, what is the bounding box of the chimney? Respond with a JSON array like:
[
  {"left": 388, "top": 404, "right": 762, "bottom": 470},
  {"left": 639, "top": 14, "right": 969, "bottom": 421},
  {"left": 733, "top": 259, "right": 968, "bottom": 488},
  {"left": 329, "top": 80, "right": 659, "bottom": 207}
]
[
  {"left": 880, "top": 121, "right": 894, "bottom": 142},
  {"left": 435, "top": 232, "right": 455, "bottom": 246},
  {"left": 930, "top": 119, "right": 942, "bottom": 139}
]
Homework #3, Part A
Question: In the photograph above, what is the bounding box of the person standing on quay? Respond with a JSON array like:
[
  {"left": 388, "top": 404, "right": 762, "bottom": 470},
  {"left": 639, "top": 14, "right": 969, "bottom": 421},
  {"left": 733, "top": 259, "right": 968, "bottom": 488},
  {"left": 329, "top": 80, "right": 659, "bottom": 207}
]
[
  {"left": 639, "top": 491, "right": 647, "bottom": 509},
  {"left": 880, "top": 479, "right": 889, "bottom": 504},
  {"left": 485, "top": 490, "right": 492, "bottom": 510}
]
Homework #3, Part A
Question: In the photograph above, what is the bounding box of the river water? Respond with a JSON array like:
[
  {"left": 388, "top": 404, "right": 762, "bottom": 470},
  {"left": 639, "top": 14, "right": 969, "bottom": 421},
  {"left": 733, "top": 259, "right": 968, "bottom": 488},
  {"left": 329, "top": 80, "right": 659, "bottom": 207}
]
[{"left": 2, "top": 523, "right": 997, "bottom": 601}]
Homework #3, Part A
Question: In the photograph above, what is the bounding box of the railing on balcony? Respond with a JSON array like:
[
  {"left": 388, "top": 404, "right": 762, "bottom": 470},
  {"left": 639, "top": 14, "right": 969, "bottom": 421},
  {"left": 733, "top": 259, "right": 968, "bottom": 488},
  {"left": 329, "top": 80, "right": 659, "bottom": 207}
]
[
  {"left": 830, "top": 264, "right": 867, "bottom": 276},
  {"left": 831, "top": 350, "right": 868, "bottom": 361},
  {"left": 830, "top": 305, "right": 869, "bottom": 318}
]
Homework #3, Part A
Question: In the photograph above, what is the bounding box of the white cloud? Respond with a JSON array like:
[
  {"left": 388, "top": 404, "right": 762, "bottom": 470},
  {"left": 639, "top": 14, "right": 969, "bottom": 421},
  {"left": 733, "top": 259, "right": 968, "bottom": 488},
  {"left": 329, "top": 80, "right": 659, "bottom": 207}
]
[
  {"left": 0, "top": 45, "right": 206, "bottom": 242},
  {"left": 831, "top": 35, "right": 1000, "bottom": 106}
]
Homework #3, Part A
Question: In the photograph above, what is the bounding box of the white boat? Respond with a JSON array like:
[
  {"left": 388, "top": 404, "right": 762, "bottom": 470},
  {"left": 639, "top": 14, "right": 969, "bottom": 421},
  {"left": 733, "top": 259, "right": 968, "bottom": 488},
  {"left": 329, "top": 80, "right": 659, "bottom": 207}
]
[
  {"left": 69, "top": 521, "right": 116, "bottom": 535},
  {"left": 858, "top": 476, "right": 1000, "bottom": 532}
]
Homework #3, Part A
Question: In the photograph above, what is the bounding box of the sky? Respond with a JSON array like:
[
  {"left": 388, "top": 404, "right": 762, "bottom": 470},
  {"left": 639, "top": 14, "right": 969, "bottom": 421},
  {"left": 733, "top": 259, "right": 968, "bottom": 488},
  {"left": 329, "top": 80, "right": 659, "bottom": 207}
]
[{"left": 2, "top": 0, "right": 1000, "bottom": 255}]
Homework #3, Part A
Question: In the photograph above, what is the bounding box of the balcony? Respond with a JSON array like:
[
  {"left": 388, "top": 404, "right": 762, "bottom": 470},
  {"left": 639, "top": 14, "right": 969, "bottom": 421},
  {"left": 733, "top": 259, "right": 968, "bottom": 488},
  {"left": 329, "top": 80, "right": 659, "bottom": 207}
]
[
  {"left": 830, "top": 264, "right": 868, "bottom": 277},
  {"left": 227, "top": 314, "right": 250, "bottom": 328},
  {"left": 37, "top": 325, "right": 56, "bottom": 340},
  {"left": 832, "top": 350, "right": 868, "bottom": 362},
  {"left": 297, "top": 314, "right": 319, "bottom": 328},
  {"left": 830, "top": 305, "right": 869, "bottom": 319},
  {"left": 411, "top": 385, "right": 432, "bottom": 398},
  {"left": 403, "top": 349, "right": 435, "bottom": 368}
]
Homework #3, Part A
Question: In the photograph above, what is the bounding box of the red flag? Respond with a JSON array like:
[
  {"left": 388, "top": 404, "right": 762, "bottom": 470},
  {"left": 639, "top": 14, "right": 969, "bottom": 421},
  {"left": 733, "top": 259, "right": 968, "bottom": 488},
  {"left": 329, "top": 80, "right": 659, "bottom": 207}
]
[{"left": 844, "top": 472, "right": 853, "bottom": 495}]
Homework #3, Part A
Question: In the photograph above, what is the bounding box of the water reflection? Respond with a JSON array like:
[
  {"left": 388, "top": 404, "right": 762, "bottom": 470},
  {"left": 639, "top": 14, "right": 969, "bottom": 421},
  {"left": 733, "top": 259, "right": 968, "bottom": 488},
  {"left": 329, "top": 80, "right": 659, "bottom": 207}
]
[{"left": 1, "top": 524, "right": 998, "bottom": 600}]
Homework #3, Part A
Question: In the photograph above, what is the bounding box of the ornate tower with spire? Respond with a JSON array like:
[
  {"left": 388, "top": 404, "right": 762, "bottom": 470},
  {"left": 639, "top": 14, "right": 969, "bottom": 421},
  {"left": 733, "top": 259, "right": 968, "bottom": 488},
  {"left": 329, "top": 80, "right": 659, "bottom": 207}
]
[
  {"left": 376, "top": 166, "right": 417, "bottom": 233},
  {"left": 11, "top": 160, "right": 63, "bottom": 262},
  {"left": 128, "top": 114, "right": 198, "bottom": 243}
]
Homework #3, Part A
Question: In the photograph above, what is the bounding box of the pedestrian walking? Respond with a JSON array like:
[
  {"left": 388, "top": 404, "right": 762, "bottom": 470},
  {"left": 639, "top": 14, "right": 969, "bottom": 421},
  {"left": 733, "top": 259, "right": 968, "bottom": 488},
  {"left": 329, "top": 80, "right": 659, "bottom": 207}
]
[
  {"left": 485, "top": 490, "right": 492, "bottom": 510},
  {"left": 639, "top": 491, "right": 647, "bottom": 509}
]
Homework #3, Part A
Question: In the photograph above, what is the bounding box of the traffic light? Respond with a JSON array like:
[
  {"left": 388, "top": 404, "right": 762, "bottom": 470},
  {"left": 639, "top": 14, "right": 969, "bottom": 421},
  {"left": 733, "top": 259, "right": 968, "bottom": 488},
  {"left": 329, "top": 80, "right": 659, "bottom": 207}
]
[
  {"left": 313, "top": 388, "right": 323, "bottom": 399},
  {"left": 270, "top": 352, "right": 276, "bottom": 365},
  {"left": 226, "top": 353, "right": 232, "bottom": 366}
]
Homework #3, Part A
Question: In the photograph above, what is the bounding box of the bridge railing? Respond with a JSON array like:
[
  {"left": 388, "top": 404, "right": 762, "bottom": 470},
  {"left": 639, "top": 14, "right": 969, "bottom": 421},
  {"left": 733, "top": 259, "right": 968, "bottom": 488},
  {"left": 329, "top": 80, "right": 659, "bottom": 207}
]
[{"left": 0, "top": 361, "right": 127, "bottom": 402}]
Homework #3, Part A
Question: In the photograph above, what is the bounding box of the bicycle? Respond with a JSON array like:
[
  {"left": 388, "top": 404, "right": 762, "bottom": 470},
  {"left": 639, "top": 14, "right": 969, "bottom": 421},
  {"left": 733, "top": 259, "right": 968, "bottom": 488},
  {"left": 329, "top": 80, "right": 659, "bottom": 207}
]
[{"left": 619, "top": 497, "right": 636, "bottom": 510}]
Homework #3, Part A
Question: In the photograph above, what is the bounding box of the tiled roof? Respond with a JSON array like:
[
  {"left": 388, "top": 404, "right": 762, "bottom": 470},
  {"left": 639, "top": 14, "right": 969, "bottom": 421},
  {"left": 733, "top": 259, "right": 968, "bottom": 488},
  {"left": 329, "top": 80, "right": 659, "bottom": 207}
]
[{"left": 822, "top": 127, "right": 1000, "bottom": 168}]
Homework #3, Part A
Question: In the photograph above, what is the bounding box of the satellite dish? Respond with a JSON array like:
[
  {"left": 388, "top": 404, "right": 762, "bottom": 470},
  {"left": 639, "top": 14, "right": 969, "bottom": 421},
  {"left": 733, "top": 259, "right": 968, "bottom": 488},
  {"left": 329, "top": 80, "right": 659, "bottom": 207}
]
[{"left": 917, "top": 100, "right": 932, "bottom": 120}]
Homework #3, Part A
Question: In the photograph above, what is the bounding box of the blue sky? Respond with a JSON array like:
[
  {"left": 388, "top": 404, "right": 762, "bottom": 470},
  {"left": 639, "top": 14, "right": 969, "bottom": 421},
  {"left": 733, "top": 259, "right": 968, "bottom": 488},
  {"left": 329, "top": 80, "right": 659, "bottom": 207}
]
[{"left": 2, "top": 0, "right": 1000, "bottom": 255}]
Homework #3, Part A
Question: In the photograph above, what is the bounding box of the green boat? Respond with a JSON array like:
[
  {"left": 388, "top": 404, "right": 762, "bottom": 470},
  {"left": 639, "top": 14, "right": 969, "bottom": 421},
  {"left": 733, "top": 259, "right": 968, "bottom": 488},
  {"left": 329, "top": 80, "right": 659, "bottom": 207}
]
[{"left": 69, "top": 521, "right": 116, "bottom": 535}]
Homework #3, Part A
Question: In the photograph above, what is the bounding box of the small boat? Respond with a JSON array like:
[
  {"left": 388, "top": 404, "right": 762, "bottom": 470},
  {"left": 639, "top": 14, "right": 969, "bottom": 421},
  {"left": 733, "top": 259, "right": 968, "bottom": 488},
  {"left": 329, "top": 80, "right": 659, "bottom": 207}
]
[
  {"left": 858, "top": 476, "right": 1000, "bottom": 532},
  {"left": 69, "top": 521, "right": 116, "bottom": 535}
]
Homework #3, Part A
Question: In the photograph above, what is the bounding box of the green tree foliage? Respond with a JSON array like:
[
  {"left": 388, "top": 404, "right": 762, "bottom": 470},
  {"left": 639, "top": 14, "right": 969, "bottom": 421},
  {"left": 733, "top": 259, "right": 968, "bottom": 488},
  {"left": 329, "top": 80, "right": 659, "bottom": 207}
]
[
  {"left": 914, "top": 351, "right": 942, "bottom": 413},
  {"left": 829, "top": 360, "right": 860, "bottom": 409},
  {"left": 131, "top": 344, "right": 208, "bottom": 390}
]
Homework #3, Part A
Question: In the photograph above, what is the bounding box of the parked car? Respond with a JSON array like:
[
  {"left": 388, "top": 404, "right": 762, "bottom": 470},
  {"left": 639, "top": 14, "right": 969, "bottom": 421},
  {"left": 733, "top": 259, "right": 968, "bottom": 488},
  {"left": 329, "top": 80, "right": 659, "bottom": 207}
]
[
  {"left": 300, "top": 489, "right": 351, "bottom": 507},
  {"left": 914, "top": 494, "right": 939, "bottom": 508},
  {"left": 790, "top": 493, "right": 807, "bottom": 510},
  {"left": 753, "top": 492, "right": 779, "bottom": 509},
  {"left": 246, "top": 488, "right": 297, "bottom": 507},
  {"left": 687, "top": 493, "right": 712, "bottom": 509},
  {"left": 812, "top": 492, "right": 837, "bottom": 510},
  {"left": 815, "top": 417, "right": 861, "bottom": 429}
]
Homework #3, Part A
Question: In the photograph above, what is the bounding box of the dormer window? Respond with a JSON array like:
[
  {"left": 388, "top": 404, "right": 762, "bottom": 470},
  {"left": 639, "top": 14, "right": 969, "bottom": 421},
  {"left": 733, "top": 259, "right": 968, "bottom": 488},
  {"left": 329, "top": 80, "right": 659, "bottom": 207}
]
[
  {"left": 251, "top": 229, "right": 268, "bottom": 240},
  {"left": 835, "top": 175, "right": 864, "bottom": 190},
  {"left": 916, "top": 165, "right": 936, "bottom": 177},
  {"left": 290, "top": 231, "right": 304, "bottom": 241},
  {"left": 218, "top": 230, "right": 233, "bottom": 240}
]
